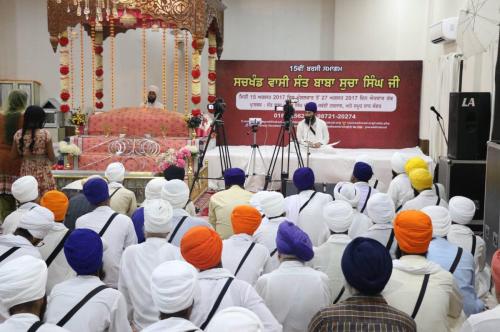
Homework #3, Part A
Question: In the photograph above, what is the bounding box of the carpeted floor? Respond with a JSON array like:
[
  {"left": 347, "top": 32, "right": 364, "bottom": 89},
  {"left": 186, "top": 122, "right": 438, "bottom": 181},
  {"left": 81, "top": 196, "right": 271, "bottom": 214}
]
[{"left": 194, "top": 190, "right": 216, "bottom": 217}]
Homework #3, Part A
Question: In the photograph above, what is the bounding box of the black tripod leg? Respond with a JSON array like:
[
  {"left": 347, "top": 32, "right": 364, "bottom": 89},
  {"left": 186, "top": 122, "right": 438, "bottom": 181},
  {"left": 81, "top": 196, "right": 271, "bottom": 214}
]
[
  {"left": 190, "top": 122, "right": 216, "bottom": 196},
  {"left": 264, "top": 125, "right": 284, "bottom": 190},
  {"left": 220, "top": 123, "right": 232, "bottom": 169},
  {"left": 290, "top": 125, "right": 304, "bottom": 167}
]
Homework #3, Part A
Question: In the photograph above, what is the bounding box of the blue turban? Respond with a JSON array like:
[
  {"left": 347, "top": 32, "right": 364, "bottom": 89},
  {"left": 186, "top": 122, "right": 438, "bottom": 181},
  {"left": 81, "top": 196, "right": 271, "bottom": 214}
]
[
  {"left": 224, "top": 168, "right": 245, "bottom": 187},
  {"left": 293, "top": 167, "right": 315, "bottom": 191},
  {"left": 353, "top": 162, "right": 373, "bottom": 182},
  {"left": 276, "top": 221, "right": 314, "bottom": 261},
  {"left": 83, "top": 178, "right": 109, "bottom": 205},
  {"left": 305, "top": 102, "right": 317, "bottom": 113},
  {"left": 341, "top": 237, "right": 392, "bottom": 295},
  {"left": 64, "top": 229, "right": 103, "bottom": 275}
]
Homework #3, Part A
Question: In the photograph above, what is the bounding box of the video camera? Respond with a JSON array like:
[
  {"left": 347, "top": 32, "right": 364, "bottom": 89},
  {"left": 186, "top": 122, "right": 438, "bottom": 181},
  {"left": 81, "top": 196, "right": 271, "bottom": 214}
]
[
  {"left": 207, "top": 98, "right": 226, "bottom": 118},
  {"left": 275, "top": 98, "right": 298, "bottom": 128}
]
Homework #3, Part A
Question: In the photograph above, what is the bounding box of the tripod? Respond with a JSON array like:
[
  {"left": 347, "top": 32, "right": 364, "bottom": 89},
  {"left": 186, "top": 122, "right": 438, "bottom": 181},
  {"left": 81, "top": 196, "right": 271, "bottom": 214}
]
[
  {"left": 263, "top": 120, "right": 304, "bottom": 193},
  {"left": 189, "top": 113, "right": 231, "bottom": 196},
  {"left": 245, "top": 125, "right": 267, "bottom": 178}
]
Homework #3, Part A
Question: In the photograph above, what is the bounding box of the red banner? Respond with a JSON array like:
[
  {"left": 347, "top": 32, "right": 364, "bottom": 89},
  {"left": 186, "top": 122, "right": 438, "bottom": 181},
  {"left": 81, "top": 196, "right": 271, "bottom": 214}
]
[{"left": 215, "top": 60, "right": 422, "bottom": 148}]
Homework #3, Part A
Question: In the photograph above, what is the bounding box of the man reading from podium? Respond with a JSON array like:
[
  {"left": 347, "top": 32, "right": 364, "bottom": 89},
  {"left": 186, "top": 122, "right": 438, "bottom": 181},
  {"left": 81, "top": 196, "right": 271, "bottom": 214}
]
[
  {"left": 141, "top": 85, "right": 164, "bottom": 109},
  {"left": 297, "top": 102, "right": 329, "bottom": 148}
]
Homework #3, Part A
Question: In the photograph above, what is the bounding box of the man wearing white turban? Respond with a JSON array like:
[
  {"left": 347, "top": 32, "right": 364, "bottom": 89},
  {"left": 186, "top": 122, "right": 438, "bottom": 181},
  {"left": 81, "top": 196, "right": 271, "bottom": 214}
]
[
  {"left": 0, "top": 256, "right": 68, "bottom": 331},
  {"left": 1, "top": 176, "right": 39, "bottom": 235},
  {"left": 161, "top": 180, "right": 212, "bottom": 246},
  {"left": 362, "top": 193, "right": 398, "bottom": 258},
  {"left": 142, "top": 260, "right": 201, "bottom": 331},
  {"left": 253, "top": 191, "right": 287, "bottom": 272},
  {"left": 310, "top": 200, "right": 353, "bottom": 304},
  {"left": 206, "top": 307, "right": 264, "bottom": 332},
  {"left": 105, "top": 162, "right": 137, "bottom": 217},
  {"left": 141, "top": 85, "right": 164, "bottom": 109},
  {"left": 423, "top": 206, "right": 484, "bottom": 316},
  {"left": 333, "top": 182, "right": 373, "bottom": 239},
  {"left": 386, "top": 151, "right": 415, "bottom": 211},
  {"left": 118, "top": 199, "right": 182, "bottom": 330},
  {"left": 447, "top": 196, "right": 489, "bottom": 301},
  {"left": 0, "top": 205, "right": 55, "bottom": 266}
]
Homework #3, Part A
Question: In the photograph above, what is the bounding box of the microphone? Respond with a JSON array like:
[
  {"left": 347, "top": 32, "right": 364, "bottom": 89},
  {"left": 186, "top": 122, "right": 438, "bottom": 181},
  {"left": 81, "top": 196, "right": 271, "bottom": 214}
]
[{"left": 430, "top": 106, "right": 443, "bottom": 120}]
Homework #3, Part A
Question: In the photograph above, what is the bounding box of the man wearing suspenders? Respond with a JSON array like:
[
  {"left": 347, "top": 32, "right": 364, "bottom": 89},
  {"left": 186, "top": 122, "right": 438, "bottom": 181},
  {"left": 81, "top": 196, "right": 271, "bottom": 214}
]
[
  {"left": 351, "top": 161, "right": 378, "bottom": 216},
  {"left": 44, "top": 229, "right": 131, "bottom": 332},
  {"left": 424, "top": 206, "right": 484, "bottom": 316},
  {"left": 383, "top": 211, "right": 463, "bottom": 331},
  {"left": 75, "top": 178, "right": 137, "bottom": 288},
  {"left": 163, "top": 165, "right": 197, "bottom": 216},
  {"left": 180, "top": 226, "right": 281, "bottom": 331},
  {"left": 256, "top": 221, "right": 331, "bottom": 332},
  {"left": 1, "top": 175, "right": 39, "bottom": 235},
  {"left": 105, "top": 162, "right": 137, "bottom": 217},
  {"left": 333, "top": 182, "right": 373, "bottom": 239},
  {"left": 221, "top": 205, "right": 269, "bottom": 285},
  {"left": 402, "top": 168, "right": 448, "bottom": 211},
  {"left": 0, "top": 256, "right": 68, "bottom": 332}
]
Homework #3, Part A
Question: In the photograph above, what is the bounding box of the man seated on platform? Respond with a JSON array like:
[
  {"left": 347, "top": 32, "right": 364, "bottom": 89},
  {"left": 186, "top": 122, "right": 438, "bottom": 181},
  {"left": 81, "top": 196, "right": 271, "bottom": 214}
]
[
  {"left": 163, "top": 165, "right": 196, "bottom": 216},
  {"left": 296, "top": 102, "right": 329, "bottom": 148},
  {"left": 141, "top": 85, "right": 164, "bottom": 109},
  {"left": 105, "top": 162, "right": 137, "bottom": 217},
  {"left": 209, "top": 168, "right": 253, "bottom": 240},
  {"left": 402, "top": 168, "right": 448, "bottom": 211},
  {"left": 351, "top": 161, "right": 379, "bottom": 215}
]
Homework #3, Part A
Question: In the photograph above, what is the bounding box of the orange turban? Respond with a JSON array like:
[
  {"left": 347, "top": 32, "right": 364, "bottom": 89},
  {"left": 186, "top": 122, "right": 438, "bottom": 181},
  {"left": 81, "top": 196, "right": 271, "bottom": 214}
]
[
  {"left": 231, "top": 205, "right": 262, "bottom": 235},
  {"left": 181, "top": 226, "right": 222, "bottom": 270},
  {"left": 394, "top": 210, "right": 433, "bottom": 254},
  {"left": 40, "top": 190, "right": 69, "bottom": 222},
  {"left": 404, "top": 157, "right": 428, "bottom": 175}
]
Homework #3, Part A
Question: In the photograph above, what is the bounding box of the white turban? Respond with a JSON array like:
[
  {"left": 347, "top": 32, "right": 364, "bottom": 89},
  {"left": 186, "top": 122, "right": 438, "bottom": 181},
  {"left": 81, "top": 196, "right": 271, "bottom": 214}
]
[
  {"left": 145, "top": 178, "right": 168, "bottom": 200},
  {"left": 0, "top": 256, "right": 47, "bottom": 309},
  {"left": 323, "top": 200, "right": 353, "bottom": 233},
  {"left": 249, "top": 191, "right": 268, "bottom": 215},
  {"left": 150, "top": 260, "right": 198, "bottom": 314},
  {"left": 333, "top": 182, "right": 360, "bottom": 208},
  {"left": 422, "top": 205, "right": 451, "bottom": 238},
  {"left": 148, "top": 85, "right": 160, "bottom": 94},
  {"left": 105, "top": 162, "right": 125, "bottom": 183},
  {"left": 391, "top": 152, "right": 408, "bottom": 174},
  {"left": 259, "top": 191, "right": 285, "bottom": 218},
  {"left": 161, "top": 179, "right": 189, "bottom": 209},
  {"left": 18, "top": 205, "right": 55, "bottom": 239},
  {"left": 206, "top": 307, "right": 264, "bottom": 332},
  {"left": 11, "top": 176, "right": 38, "bottom": 203},
  {"left": 366, "top": 193, "right": 395, "bottom": 224},
  {"left": 449, "top": 196, "right": 476, "bottom": 225},
  {"left": 144, "top": 199, "right": 173, "bottom": 233}
]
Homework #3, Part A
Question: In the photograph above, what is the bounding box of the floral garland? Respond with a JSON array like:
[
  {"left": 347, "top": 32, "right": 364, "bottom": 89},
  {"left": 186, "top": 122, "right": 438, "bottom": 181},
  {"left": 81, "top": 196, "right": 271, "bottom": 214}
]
[
  {"left": 191, "top": 37, "right": 205, "bottom": 117},
  {"left": 207, "top": 32, "right": 217, "bottom": 103},
  {"left": 59, "top": 30, "right": 71, "bottom": 113},
  {"left": 94, "top": 28, "right": 104, "bottom": 109},
  {"left": 156, "top": 147, "right": 191, "bottom": 173}
]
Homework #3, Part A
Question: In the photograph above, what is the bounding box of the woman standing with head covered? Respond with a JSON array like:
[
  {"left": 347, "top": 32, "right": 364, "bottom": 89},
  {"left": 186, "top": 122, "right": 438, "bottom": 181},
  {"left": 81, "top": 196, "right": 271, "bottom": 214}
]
[
  {"left": 0, "top": 90, "right": 28, "bottom": 221},
  {"left": 12, "top": 106, "right": 56, "bottom": 196}
]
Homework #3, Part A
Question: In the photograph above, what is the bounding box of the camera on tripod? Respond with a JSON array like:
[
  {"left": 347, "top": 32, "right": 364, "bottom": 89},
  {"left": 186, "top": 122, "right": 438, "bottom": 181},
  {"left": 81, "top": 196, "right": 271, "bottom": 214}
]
[
  {"left": 275, "top": 98, "right": 298, "bottom": 129},
  {"left": 207, "top": 98, "right": 226, "bottom": 118}
]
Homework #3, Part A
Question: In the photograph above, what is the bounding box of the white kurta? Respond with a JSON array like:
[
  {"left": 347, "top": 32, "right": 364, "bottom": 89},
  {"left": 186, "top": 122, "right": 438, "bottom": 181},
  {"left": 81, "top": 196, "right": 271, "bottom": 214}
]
[
  {"left": 387, "top": 173, "right": 414, "bottom": 210},
  {"left": 142, "top": 317, "right": 201, "bottom": 332},
  {"left": 284, "top": 190, "right": 332, "bottom": 246},
  {"left": 255, "top": 260, "right": 331, "bottom": 332},
  {"left": 141, "top": 101, "right": 164, "bottom": 109},
  {"left": 348, "top": 211, "right": 373, "bottom": 239},
  {"left": 382, "top": 255, "right": 464, "bottom": 332},
  {"left": 253, "top": 216, "right": 286, "bottom": 273},
  {"left": 190, "top": 268, "right": 282, "bottom": 332},
  {"left": 118, "top": 237, "right": 181, "bottom": 330},
  {"left": 354, "top": 182, "right": 378, "bottom": 214},
  {"left": 222, "top": 233, "right": 270, "bottom": 285},
  {"left": 0, "top": 234, "right": 41, "bottom": 265},
  {"left": 460, "top": 304, "right": 500, "bottom": 332},
  {"left": 310, "top": 234, "right": 351, "bottom": 303},
  {"left": 296, "top": 118, "right": 329, "bottom": 146},
  {"left": 1, "top": 202, "right": 39, "bottom": 234},
  {"left": 0, "top": 313, "right": 68, "bottom": 332},
  {"left": 75, "top": 206, "right": 137, "bottom": 288},
  {"left": 167, "top": 208, "right": 212, "bottom": 247},
  {"left": 108, "top": 183, "right": 137, "bottom": 217},
  {"left": 45, "top": 276, "right": 131, "bottom": 332},
  {"left": 402, "top": 189, "right": 449, "bottom": 211},
  {"left": 38, "top": 224, "right": 76, "bottom": 293},
  {"left": 362, "top": 224, "right": 397, "bottom": 259}
]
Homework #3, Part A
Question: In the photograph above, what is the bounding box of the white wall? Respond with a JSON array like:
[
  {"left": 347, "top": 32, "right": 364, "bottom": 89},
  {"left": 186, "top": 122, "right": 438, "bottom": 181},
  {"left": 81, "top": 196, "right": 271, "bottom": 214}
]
[{"left": 0, "top": 0, "right": 496, "bottom": 149}]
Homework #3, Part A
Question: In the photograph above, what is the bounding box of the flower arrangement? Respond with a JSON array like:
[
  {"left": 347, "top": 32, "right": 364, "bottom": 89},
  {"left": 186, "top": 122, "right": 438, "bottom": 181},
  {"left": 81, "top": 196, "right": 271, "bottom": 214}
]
[
  {"left": 184, "top": 144, "right": 199, "bottom": 157},
  {"left": 70, "top": 108, "right": 87, "bottom": 127},
  {"left": 58, "top": 141, "right": 82, "bottom": 156},
  {"left": 156, "top": 147, "right": 191, "bottom": 173},
  {"left": 185, "top": 109, "right": 203, "bottom": 129}
]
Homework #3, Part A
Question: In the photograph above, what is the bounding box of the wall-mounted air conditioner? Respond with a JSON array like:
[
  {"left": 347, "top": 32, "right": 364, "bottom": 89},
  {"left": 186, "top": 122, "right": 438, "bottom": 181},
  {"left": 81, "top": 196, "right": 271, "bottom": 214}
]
[{"left": 430, "top": 17, "right": 458, "bottom": 44}]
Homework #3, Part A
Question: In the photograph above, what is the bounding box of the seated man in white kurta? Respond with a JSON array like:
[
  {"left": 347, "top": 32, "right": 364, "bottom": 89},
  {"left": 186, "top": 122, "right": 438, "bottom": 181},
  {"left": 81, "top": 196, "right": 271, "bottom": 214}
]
[
  {"left": 296, "top": 102, "right": 329, "bottom": 148},
  {"left": 141, "top": 85, "right": 164, "bottom": 109}
]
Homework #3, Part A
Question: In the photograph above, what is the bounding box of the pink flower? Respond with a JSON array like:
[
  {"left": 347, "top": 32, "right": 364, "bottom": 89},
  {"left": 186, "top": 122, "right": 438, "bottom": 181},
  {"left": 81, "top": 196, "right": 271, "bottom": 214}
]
[{"left": 177, "top": 159, "right": 186, "bottom": 168}]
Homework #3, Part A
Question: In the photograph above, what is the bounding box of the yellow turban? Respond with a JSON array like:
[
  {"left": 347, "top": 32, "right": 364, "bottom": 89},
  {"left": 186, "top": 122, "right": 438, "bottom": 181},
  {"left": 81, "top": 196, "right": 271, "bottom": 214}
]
[
  {"left": 394, "top": 210, "right": 433, "bottom": 254},
  {"left": 409, "top": 168, "right": 433, "bottom": 192},
  {"left": 40, "top": 190, "right": 69, "bottom": 222},
  {"left": 404, "top": 157, "right": 428, "bottom": 175},
  {"left": 181, "top": 226, "right": 222, "bottom": 270},
  {"left": 231, "top": 205, "right": 262, "bottom": 235}
]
